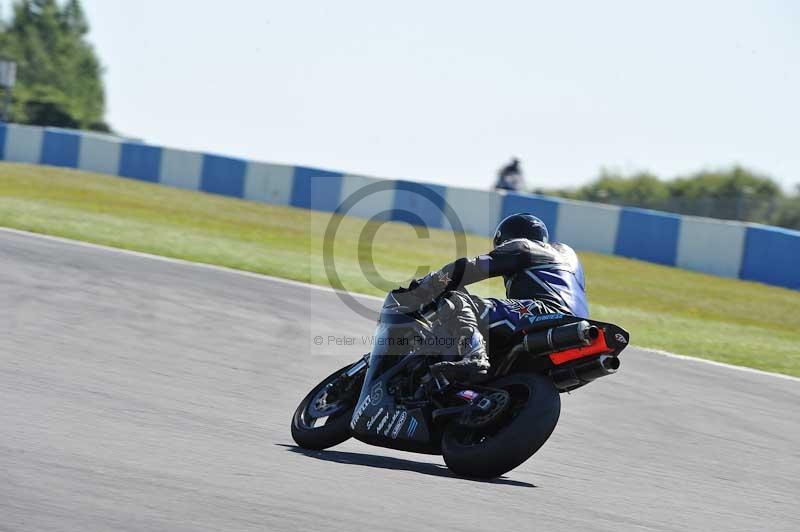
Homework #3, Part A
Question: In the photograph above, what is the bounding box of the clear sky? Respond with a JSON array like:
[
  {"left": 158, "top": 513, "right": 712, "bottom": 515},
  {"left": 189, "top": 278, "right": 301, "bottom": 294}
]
[{"left": 79, "top": 0, "right": 798, "bottom": 191}]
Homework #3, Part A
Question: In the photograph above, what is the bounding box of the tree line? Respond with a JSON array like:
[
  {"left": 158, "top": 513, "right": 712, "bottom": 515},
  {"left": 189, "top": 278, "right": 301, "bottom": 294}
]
[
  {"left": 0, "top": 0, "right": 108, "bottom": 131},
  {"left": 537, "top": 166, "right": 800, "bottom": 230}
]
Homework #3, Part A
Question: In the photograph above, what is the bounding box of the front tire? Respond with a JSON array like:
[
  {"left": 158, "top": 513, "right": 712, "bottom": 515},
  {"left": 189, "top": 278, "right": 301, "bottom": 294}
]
[
  {"left": 442, "top": 373, "right": 560, "bottom": 479},
  {"left": 291, "top": 364, "right": 363, "bottom": 450}
]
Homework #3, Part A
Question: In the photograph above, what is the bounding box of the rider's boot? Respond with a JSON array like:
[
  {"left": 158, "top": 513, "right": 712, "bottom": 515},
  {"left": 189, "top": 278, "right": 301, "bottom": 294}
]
[
  {"left": 430, "top": 330, "right": 490, "bottom": 383},
  {"left": 430, "top": 291, "right": 490, "bottom": 383}
]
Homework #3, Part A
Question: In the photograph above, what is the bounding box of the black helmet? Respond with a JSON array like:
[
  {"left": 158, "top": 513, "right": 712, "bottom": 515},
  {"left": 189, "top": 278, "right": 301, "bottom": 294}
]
[{"left": 493, "top": 213, "right": 549, "bottom": 247}]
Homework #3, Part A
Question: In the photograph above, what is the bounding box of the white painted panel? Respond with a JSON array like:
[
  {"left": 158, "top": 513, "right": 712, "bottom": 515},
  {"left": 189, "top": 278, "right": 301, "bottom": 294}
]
[
  {"left": 244, "top": 161, "right": 294, "bottom": 204},
  {"left": 4, "top": 124, "right": 43, "bottom": 163},
  {"left": 159, "top": 148, "right": 203, "bottom": 190},
  {"left": 556, "top": 200, "right": 621, "bottom": 254},
  {"left": 677, "top": 216, "right": 746, "bottom": 278},
  {"left": 443, "top": 186, "right": 502, "bottom": 236},
  {"left": 78, "top": 135, "right": 121, "bottom": 175},
  {"left": 337, "top": 174, "right": 395, "bottom": 220}
]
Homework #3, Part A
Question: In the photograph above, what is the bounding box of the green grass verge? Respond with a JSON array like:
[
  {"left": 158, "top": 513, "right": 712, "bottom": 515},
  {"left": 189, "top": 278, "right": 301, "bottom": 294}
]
[{"left": 1, "top": 162, "right": 798, "bottom": 377}]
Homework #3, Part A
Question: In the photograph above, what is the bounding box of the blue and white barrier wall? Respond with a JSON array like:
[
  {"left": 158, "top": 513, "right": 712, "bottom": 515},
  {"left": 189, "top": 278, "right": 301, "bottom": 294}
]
[{"left": 1, "top": 122, "right": 797, "bottom": 290}]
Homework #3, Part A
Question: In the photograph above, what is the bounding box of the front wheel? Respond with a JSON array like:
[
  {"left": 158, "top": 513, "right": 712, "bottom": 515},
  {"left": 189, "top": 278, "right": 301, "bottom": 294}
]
[
  {"left": 291, "top": 364, "right": 364, "bottom": 450},
  {"left": 442, "top": 373, "right": 560, "bottom": 479}
]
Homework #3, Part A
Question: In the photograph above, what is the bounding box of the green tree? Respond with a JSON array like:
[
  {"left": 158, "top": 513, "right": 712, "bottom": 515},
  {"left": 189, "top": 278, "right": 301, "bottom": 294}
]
[
  {"left": 0, "top": 0, "right": 108, "bottom": 130},
  {"left": 579, "top": 170, "right": 669, "bottom": 207},
  {"left": 773, "top": 198, "right": 800, "bottom": 230},
  {"left": 541, "top": 166, "right": 796, "bottom": 226},
  {"left": 772, "top": 185, "right": 800, "bottom": 230},
  {"left": 666, "top": 166, "right": 782, "bottom": 221}
]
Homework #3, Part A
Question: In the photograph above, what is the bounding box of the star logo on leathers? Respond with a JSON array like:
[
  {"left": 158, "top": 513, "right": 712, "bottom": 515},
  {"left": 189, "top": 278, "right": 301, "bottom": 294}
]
[{"left": 509, "top": 300, "right": 537, "bottom": 320}]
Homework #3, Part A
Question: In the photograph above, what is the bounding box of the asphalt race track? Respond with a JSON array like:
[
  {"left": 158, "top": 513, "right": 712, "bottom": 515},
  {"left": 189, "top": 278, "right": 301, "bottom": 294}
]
[{"left": 1, "top": 229, "right": 798, "bottom": 532}]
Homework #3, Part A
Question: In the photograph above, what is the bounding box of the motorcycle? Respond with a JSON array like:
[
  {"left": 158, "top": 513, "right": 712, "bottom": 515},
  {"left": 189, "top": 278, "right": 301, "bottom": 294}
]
[{"left": 292, "top": 287, "right": 629, "bottom": 479}]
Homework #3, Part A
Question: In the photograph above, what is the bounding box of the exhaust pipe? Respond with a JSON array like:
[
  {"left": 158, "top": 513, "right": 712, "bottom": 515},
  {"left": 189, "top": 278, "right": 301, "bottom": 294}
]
[
  {"left": 551, "top": 355, "right": 620, "bottom": 391},
  {"left": 496, "top": 321, "right": 600, "bottom": 376},
  {"left": 522, "top": 320, "right": 599, "bottom": 355}
]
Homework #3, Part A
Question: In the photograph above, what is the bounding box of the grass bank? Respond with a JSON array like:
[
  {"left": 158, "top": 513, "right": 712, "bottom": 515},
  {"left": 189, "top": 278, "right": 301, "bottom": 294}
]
[{"left": 1, "top": 162, "right": 798, "bottom": 376}]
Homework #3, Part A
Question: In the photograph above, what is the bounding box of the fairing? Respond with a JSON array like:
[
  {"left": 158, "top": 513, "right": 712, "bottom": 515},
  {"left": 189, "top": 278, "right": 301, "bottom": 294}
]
[{"left": 349, "top": 291, "right": 440, "bottom": 454}]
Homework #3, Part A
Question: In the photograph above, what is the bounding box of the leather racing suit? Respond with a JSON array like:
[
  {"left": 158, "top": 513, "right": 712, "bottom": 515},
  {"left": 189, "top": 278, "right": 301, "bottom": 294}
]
[{"left": 409, "top": 238, "right": 588, "bottom": 381}]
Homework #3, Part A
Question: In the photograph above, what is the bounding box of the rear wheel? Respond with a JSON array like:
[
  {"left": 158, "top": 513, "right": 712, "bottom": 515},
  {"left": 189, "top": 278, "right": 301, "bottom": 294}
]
[
  {"left": 442, "top": 373, "right": 560, "bottom": 479},
  {"left": 291, "top": 364, "right": 364, "bottom": 450}
]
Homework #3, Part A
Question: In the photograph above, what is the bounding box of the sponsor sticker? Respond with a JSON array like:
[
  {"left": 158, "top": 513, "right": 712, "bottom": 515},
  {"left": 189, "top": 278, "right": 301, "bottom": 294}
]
[
  {"left": 391, "top": 411, "right": 407, "bottom": 439},
  {"left": 350, "top": 395, "right": 371, "bottom": 429},
  {"left": 375, "top": 412, "right": 390, "bottom": 433},
  {"left": 406, "top": 417, "right": 419, "bottom": 438},
  {"left": 370, "top": 382, "right": 383, "bottom": 404},
  {"left": 615, "top": 333, "right": 628, "bottom": 345},
  {"left": 382, "top": 411, "right": 400, "bottom": 437},
  {"left": 532, "top": 313, "right": 564, "bottom": 323},
  {"left": 366, "top": 407, "right": 384, "bottom": 430},
  {"left": 456, "top": 390, "right": 479, "bottom": 402}
]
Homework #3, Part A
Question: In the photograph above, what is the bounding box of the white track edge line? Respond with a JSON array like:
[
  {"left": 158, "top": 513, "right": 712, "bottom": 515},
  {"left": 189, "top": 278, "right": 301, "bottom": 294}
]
[
  {"left": 0, "top": 227, "right": 382, "bottom": 303},
  {"left": 2, "top": 226, "right": 797, "bottom": 384},
  {"left": 637, "top": 347, "right": 800, "bottom": 383}
]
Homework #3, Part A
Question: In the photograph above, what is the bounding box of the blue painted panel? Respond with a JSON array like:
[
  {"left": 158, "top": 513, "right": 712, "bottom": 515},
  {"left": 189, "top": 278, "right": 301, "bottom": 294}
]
[
  {"left": 290, "top": 166, "right": 344, "bottom": 212},
  {"left": 200, "top": 154, "right": 247, "bottom": 197},
  {"left": 740, "top": 225, "right": 800, "bottom": 289},
  {"left": 614, "top": 207, "right": 681, "bottom": 266},
  {"left": 119, "top": 143, "right": 162, "bottom": 182},
  {"left": 499, "top": 192, "right": 561, "bottom": 240},
  {"left": 41, "top": 130, "right": 81, "bottom": 168},
  {"left": 391, "top": 180, "right": 447, "bottom": 229},
  {"left": 0, "top": 123, "right": 6, "bottom": 159}
]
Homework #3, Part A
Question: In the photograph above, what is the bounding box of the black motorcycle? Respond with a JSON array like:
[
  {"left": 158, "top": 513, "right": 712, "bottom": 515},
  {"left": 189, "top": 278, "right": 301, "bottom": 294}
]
[{"left": 292, "top": 288, "right": 629, "bottom": 479}]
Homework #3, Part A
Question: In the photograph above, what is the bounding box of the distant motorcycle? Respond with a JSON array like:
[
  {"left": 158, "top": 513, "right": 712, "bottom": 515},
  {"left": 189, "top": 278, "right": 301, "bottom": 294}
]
[{"left": 292, "top": 288, "right": 629, "bottom": 479}]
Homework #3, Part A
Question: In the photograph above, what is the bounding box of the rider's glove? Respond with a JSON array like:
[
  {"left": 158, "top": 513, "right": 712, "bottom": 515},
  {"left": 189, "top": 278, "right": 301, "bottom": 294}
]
[{"left": 408, "top": 270, "right": 452, "bottom": 306}]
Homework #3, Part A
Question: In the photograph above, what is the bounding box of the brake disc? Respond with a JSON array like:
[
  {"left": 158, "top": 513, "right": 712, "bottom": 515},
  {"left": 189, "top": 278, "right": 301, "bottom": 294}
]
[{"left": 459, "top": 390, "right": 511, "bottom": 429}]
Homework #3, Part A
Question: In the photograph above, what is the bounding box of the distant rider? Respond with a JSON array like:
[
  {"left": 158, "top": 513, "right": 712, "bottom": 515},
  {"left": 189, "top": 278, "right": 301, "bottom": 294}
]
[
  {"left": 495, "top": 158, "right": 525, "bottom": 191},
  {"left": 402, "top": 213, "right": 588, "bottom": 383}
]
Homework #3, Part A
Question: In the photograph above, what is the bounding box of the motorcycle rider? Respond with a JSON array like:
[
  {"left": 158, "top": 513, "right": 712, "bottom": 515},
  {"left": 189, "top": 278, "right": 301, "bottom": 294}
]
[{"left": 403, "top": 213, "right": 588, "bottom": 383}]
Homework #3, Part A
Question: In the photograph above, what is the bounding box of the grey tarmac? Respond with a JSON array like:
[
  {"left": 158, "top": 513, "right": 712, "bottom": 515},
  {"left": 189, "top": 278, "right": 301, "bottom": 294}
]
[{"left": 0, "top": 230, "right": 797, "bottom": 532}]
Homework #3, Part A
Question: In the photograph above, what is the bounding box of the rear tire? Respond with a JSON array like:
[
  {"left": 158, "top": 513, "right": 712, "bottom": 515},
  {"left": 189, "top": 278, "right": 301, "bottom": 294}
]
[
  {"left": 291, "top": 365, "right": 363, "bottom": 450},
  {"left": 442, "top": 373, "right": 560, "bottom": 479}
]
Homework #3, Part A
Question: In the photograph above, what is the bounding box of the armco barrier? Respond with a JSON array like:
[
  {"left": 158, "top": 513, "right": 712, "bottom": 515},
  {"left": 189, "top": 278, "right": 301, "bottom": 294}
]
[
  {"left": 338, "top": 174, "right": 395, "bottom": 220},
  {"left": 243, "top": 161, "right": 295, "bottom": 205},
  {"left": 500, "top": 192, "right": 560, "bottom": 239},
  {"left": 392, "top": 180, "right": 447, "bottom": 229},
  {"left": 41, "top": 129, "right": 80, "bottom": 168},
  {"left": 555, "top": 200, "right": 620, "bottom": 255},
  {"left": 676, "top": 216, "right": 746, "bottom": 278},
  {"left": 78, "top": 135, "right": 121, "bottom": 175},
  {"left": 4, "top": 123, "right": 42, "bottom": 163},
  {"left": 290, "top": 166, "right": 343, "bottom": 212},
  {"left": 615, "top": 207, "right": 681, "bottom": 266},
  {"left": 740, "top": 225, "right": 800, "bottom": 290},
  {"left": 444, "top": 186, "right": 502, "bottom": 236},
  {"left": 159, "top": 148, "right": 203, "bottom": 191},
  {"left": 0, "top": 121, "right": 797, "bottom": 291},
  {"left": 201, "top": 154, "right": 247, "bottom": 197},
  {"left": 119, "top": 142, "right": 161, "bottom": 182}
]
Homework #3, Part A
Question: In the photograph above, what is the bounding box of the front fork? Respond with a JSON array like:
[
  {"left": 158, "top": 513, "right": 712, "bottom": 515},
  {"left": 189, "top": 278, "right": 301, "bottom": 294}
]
[{"left": 344, "top": 353, "right": 370, "bottom": 378}]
